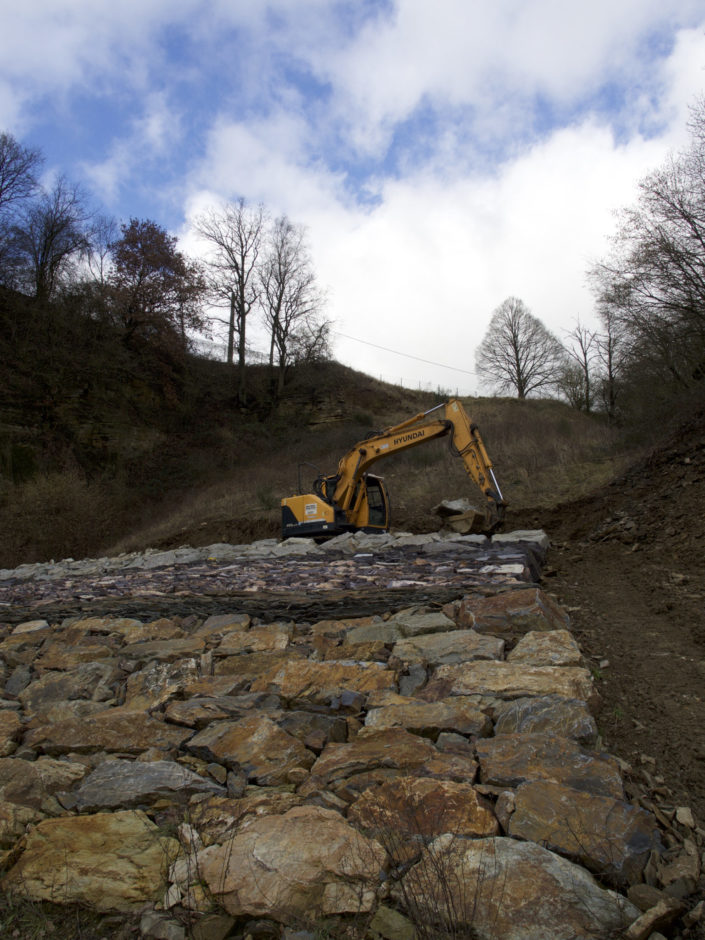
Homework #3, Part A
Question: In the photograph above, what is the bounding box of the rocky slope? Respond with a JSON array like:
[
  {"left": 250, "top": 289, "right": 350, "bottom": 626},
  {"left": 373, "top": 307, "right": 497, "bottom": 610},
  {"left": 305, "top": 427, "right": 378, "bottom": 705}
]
[{"left": 1, "top": 529, "right": 702, "bottom": 939}]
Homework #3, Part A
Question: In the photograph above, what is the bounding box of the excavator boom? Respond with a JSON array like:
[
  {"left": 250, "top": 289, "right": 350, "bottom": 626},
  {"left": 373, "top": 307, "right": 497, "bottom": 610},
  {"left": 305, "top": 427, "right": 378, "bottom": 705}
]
[{"left": 281, "top": 399, "right": 505, "bottom": 540}]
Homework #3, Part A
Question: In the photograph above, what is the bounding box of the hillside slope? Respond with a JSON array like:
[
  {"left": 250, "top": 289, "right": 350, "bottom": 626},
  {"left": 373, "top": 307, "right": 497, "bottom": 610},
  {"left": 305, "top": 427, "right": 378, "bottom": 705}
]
[{"left": 526, "top": 409, "right": 705, "bottom": 825}]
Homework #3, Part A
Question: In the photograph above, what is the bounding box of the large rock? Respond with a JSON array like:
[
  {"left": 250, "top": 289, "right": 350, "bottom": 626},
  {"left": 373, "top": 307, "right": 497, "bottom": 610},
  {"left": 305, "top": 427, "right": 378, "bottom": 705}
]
[
  {"left": 187, "top": 791, "right": 304, "bottom": 846},
  {"left": 216, "top": 622, "right": 292, "bottom": 655},
  {"left": 0, "top": 710, "right": 22, "bottom": 755},
  {"left": 308, "top": 728, "right": 438, "bottom": 788},
  {"left": 73, "top": 758, "right": 226, "bottom": 810},
  {"left": 186, "top": 714, "right": 314, "bottom": 784},
  {"left": 506, "top": 629, "right": 582, "bottom": 666},
  {"left": 391, "top": 630, "right": 504, "bottom": 667},
  {"left": 24, "top": 708, "right": 193, "bottom": 755},
  {"left": 250, "top": 659, "right": 396, "bottom": 706},
  {"left": 434, "top": 661, "right": 594, "bottom": 703},
  {"left": 124, "top": 659, "right": 201, "bottom": 710},
  {"left": 19, "top": 661, "right": 119, "bottom": 719},
  {"left": 493, "top": 695, "right": 598, "bottom": 746},
  {"left": 507, "top": 780, "right": 661, "bottom": 884},
  {"left": 191, "top": 805, "right": 386, "bottom": 920},
  {"left": 348, "top": 776, "right": 499, "bottom": 841},
  {"left": 365, "top": 696, "right": 492, "bottom": 738},
  {"left": 398, "top": 836, "right": 639, "bottom": 940},
  {"left": 454, "top": 587, "right": 570, "bottom": 641},
  {"left": 476, "top": 733, "right": 624, "bottom": 798},
  {"left": 2, "top": 810, "right": 179, "bottom": 911}
]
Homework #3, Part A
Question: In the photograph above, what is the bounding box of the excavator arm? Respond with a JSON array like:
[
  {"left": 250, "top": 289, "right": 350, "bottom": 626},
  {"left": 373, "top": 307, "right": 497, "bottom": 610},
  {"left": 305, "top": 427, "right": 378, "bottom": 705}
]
[{"left": 281, "top": 399, "right": 505, "bottom": 539}]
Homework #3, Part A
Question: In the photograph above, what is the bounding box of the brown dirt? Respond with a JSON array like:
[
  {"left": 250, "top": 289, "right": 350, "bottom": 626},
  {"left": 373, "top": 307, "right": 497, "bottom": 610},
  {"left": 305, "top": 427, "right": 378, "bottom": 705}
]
[{"left": 510, "top": 408, "right": 705, "bottom": 828}]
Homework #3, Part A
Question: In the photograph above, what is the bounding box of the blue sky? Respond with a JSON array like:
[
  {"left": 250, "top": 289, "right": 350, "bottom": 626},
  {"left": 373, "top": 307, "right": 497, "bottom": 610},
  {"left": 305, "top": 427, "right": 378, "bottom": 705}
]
[{"left": 3, "top": 1, "right": 705, "bottom": 394}]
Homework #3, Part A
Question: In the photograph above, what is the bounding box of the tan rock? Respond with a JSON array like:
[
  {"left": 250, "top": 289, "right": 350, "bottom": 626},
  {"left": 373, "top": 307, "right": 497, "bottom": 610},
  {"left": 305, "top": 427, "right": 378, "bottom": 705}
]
[
  {"left": 117, "top": 619, "right": 186, "bottom": 644},
  {"left": 311, "top": 616, "right": 384, "bottom": 639},
  {"left": 0, "top": 710, "right": 22, "bottom": 756},
  {"left": 124, "top": 659, "right": 201, "bottom": 709},
  {"left": 308, "top": 728, "right": 437, "bottom": 787},
  {"left": 507, "top": 629, "right": 582, "bottom": 666},
  {"left": 493, "top": 695, "right": 598, "bottom": 746},
  {"left": 69, "top": 616, "right": 144, "bottom": 637},
  {"left": 186, "top": 714, "right": 314, "bottom": 785},
  {"left": 119, "top": 637, "right": 206, "bottom": 662},
  {"left": 196, "top": 613, "right": 251, "bottom": 638},
  {"left": 12, "top": 619, "right": 50, "bottom": 635},
  {"left": 476, "top": 734, "right": 624, "bottom": 798},
  {"left": 194, "top": 805, "right": 386, "bottom": 919},
  {"left": 216, "top": 622, "right": 291, "bottom": 655},
  {"left": 398, "top": 836, "right": 638, "bottom": 940},
  {"left": 213, "top": 649, "right": 305, "bottom": 680},
  {"left": 455, "top": 587, "right": 570, "bottom": 640},
  {"left": 348, "top": 776, "right": 499, "bottom": 842},
  {"left": 508, "top": 780, "right": 660, "bottom": 883},
  {"left": 187, "top": 791, "right": 304, "bottom": 846},
  {"left": 434, "top": 661, "right": 594, "bottom": 702},
  {"left": 250, "top": 659, "right": 395, "bottom": 704},
  {"left": 365, "top": 696, "right": 491, "bottom": 738},
  {"left": 0, "top": 756, "right": 88, "bottom": 814},
  {"left": 391, "top": 630, "right": 504, "bottom": 667},
  {"left": 2, "top": 810, "right": 179, "bottom": 910},
  {"left": 24, "top": 707, "right": 193, "bottom": 755}
]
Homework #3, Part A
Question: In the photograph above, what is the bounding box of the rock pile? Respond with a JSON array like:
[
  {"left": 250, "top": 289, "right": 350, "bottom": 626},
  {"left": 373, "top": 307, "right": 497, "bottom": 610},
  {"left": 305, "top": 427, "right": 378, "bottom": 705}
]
[{"left": 0, "top": 531, "right": 700, "bottom": 939}]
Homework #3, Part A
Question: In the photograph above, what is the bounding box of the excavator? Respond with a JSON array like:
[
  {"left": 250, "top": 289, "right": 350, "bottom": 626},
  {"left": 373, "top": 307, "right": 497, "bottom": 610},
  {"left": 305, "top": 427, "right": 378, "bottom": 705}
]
[{"left": 281, "top": 399, "right": 505, "bottom": 540}]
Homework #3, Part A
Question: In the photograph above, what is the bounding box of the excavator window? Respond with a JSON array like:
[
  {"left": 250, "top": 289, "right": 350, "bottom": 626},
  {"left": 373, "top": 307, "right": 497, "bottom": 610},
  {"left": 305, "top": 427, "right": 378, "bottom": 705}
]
[{"left": 365, "top": 477, "right": 388, "bottom": 527}]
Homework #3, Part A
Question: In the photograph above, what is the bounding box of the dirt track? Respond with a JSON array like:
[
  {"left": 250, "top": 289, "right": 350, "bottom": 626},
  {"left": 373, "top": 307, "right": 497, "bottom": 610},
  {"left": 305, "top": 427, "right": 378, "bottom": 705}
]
[{"left": 515, "top": 409, "right": 705, "bottom": 827}]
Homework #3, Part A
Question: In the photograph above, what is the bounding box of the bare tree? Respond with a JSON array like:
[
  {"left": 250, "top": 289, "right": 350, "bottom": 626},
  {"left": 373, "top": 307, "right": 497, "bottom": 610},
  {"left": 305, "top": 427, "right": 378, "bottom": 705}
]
[
  {"left": 561, "top": 320, "right": 598, "bottom": 412},
  {"left": 195, "top": 199, "right": 264, "bottom": 404},
  {"left": 475, "top": 296, "right": 566, "bottom": 399},
  {"left": 0, "top": 132, "right": 42, "bottom": 214},
  {"left": 258, "top": 215, "right": 328, "bottom": 397},
  {"left": 589, "top": 97, "right": 705, "bottom": 398},
  {"left": 9, "top": 175, "right": 92, "bottom": 301}
]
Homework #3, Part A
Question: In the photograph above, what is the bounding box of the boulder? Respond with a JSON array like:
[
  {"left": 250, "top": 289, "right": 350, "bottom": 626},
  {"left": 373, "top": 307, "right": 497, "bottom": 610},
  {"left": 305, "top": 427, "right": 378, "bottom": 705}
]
[
  {"left": 365, "top": 696, "right": 492, "bottom": 738},
  {"left": 455, "top": 587, "right": 569, "bottom": 641},
  {"left": 507, "top": 629, "right": 582, "bottom": 666},
  {"left": 508, "top": 780, "right": 661, "bottom": 883},
  {"left": 398, "top": 836, "right": 639, "bottom": 940},
  {"left": 186, "top": 714, "right": 315, "bottom": 785},
  {"left": 192, "top": 805, "right": 386, "bottom": 920},
  {"left": 250, "top": 660, "right": 395, "bottom": 706},
  {"left": 2, "top": 810, "right": 179, "bottom": 911},
  {"left": 434, "top": 661, "right": 594, "bottom": 703},
  {"left": 476, "top": 734, "right": 624, "bottom": 798},
  {"left": 24, "top": 708, "right": 193, "bottom": 756},
  {"left": 493, "top": 695, "right": 598, "bottom": 746},
  {"left": 73, "top": 758, "right": 226, "bottom": 810},
  {"left": 348, "top": 776, "right": 499, "bottom": 841}
]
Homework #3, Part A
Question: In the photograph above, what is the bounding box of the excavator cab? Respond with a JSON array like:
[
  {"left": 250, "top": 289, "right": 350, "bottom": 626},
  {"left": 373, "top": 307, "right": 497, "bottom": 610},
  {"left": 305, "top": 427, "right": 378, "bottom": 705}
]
[{"left": 281, "top": 472, "right": 389, "bottom": 540}]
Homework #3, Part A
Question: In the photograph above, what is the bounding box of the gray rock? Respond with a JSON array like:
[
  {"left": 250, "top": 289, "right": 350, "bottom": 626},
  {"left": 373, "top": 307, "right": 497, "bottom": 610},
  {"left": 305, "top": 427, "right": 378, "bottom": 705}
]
[{"left": 73, "top": 758, "right": 225, "bottom": 810}]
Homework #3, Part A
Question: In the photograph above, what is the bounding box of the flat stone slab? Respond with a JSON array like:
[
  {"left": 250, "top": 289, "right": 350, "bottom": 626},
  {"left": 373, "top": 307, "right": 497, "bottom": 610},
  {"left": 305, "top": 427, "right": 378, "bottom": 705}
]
[
  {"left": 493, "top": 695, "right": 598, "bottom": 746},
  {"left": 433, "top": 661, "right": 594, "bottom": 702},
  {"left": 476, "top": 733, "right": 624, "bottom": 798},
  {"left": 391, "top": 629, "right": 504, "bottom": 666},
  {"left": 507, "top": 629, "right": 582, "bottom": 666},
  {"left": 73, "top": 758, "right": 226, "bottom": 810},
  {"left": 250, "top": 659, "right": 396, "bottom": 705},
  {"left": 365, "top": 696, "right": 492, "bottom": 738},
  {"left": 24, "top": 708, "right": 194, "bottom": 756}
]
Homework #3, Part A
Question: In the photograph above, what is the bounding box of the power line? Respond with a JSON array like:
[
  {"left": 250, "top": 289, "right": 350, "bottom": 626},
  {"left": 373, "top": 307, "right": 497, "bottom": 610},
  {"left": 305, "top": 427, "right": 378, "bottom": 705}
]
[{"left": 335, "top": 331, "right": 476, "bottom": 377}]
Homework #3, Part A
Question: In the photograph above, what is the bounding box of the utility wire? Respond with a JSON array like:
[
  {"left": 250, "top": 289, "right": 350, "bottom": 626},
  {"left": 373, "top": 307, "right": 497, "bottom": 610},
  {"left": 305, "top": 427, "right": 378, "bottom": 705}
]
[{"left": 335, "top": 331, "right": 476, "bottom": 377}]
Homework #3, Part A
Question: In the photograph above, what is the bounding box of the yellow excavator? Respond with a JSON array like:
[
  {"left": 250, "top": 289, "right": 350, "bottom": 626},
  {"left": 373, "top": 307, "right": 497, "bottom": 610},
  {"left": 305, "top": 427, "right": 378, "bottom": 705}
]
[{"left": 281, "top": 399, "right": 505, "bottom": 540}]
